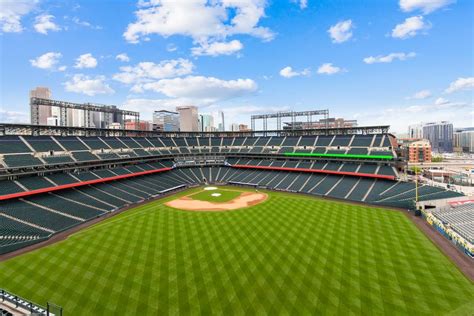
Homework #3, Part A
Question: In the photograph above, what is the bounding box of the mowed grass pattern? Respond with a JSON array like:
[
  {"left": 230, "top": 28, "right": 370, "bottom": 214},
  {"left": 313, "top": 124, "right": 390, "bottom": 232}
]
[
  {"left": 0, "top": 190, "right": 473, "bottom": 315},
  {"left": 190, "top": 188, "right": 242, "bottom": 203}
]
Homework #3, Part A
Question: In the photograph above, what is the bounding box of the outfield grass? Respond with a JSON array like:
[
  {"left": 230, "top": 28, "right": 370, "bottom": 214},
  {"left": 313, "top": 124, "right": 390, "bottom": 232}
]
[
  {"left": 0, "top": 188, "right": 472, "bottom": 315},
  {"left": 189, "top": 187, "right": 243, "bottom": 203}
]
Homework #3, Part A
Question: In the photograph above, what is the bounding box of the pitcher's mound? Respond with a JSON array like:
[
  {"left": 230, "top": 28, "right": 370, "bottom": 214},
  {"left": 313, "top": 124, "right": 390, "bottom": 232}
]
[{"left": 166, "top": 191, "right": 268, "bottom": 212}]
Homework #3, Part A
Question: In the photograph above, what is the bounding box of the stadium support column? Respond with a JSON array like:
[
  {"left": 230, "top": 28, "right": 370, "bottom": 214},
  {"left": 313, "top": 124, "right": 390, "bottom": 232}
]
[
  {"left": 30, "top": 98, "right": 39, "bottom": 125},
  {"left": 251, "top": 116, "right": 255, "bottom": 131}
]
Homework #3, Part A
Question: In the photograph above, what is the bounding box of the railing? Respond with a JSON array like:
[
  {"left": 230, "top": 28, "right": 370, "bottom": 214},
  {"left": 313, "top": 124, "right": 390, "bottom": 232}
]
[{"left": 0, "top": 288, "right": 48, "bottom": 315}]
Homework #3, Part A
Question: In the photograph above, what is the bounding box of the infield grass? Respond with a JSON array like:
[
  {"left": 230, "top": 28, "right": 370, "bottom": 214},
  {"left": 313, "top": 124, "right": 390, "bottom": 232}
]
[
  {"left": 189, "top": 187, "right": 242, "bottom": 203},
  {"left": 0, "top": 187, "right": 472, "bottom": 315}
]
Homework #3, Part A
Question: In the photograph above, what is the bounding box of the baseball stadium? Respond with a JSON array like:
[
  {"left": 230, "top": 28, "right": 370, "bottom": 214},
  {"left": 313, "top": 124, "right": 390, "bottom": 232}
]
[{"left": 0, "top": 105, "right": 472, "bottom": 315}]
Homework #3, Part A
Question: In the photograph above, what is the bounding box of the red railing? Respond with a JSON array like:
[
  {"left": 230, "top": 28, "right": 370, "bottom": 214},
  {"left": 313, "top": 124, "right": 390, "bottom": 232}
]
[
  {"left": 0, "top": 167, "right": 172, "bottom": 201},
  {"left": 232, "top": 164, "right": 396, "bottom": 180}
]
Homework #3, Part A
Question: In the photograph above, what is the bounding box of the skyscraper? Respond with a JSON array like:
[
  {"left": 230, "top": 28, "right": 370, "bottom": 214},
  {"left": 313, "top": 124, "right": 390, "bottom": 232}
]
[
  {"left": 422, "top": 121, "right": 453, "bottom": 153},
  {"left": 408, "top": 124, "right": 423, "bottom": 139},
  {"left": 176, "top": 106, "right": 198, "bottom": 131},
  {"left": 199, "top": 114, "right": 214, "bottom": 132},
  {"left": 153, "top": 110, "right": 179, "bottom": 131}
]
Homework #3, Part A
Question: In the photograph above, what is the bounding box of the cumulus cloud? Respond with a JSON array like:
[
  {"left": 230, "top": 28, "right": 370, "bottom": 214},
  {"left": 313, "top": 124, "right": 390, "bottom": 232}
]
[
  {"left": 116, "top": 53, "right": 130, "bottom": 62},
  {"left": 123, "top": 0, "right": 274, "bottom": 47},
  {"left": 74, "top": 53, "right": 98, "bottom": 69},
  {"left": 363, "top": 52, "right": 416, "bottom": 64},
  {"left": 0, "top": 0, "right": 38, "bottom": 33},
  {"left": 399, "top": 0, "right": 455, "bottom": 14},
  {"left": 444, "top": 77, "right": 474, "bottom": 93},
  {"left": 392, "top": 16, "right": 430, "bottom": 39},
  {"left": 192, "top": 40, "right": 243, "bottom": 56},
  {"left": 166, "top": 43, "right": 178, "bottom": 52},
  {"left": 113, "top": 59, "right": 194, "bottom": 91},
  {"left": 279, "top": 66, "right": 310, "bottom": 78},
  {"left": 407, "top": 89, "right": 431, "bottom": 99},
  {"left": 34, "top": 14, "right": 61, "bottom": 34},
  {"left": 317, "top": 63, "right": 344, "bottom": 75},
  {"left": 137, "top": 76, "right": 258, "bottom": 105},
  {"left": 64, "top": 74, "right": 114, "bottom": 96},
  {"left": 30, "top": 52, "right": 62, "bottom": 70},
  {"left": 328, "top": 20, "right": 353, "bottom": 43}
]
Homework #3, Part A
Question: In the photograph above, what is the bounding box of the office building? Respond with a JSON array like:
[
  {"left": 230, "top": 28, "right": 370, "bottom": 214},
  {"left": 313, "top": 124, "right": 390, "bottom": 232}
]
[
  {"left": 422, "top": 122, "right": 453, "bottom": 153},
  {"left": 199, "top": 114, "right": 214, "bottom": 132},
  {"left": 239, "top": 124, "right": 250, "bottom": 131},
  {"left": 454, "top": 128, "right": 474, "bottom": 153},
  {"left": 408, "top": 124, "right": 423, "bottom": 139},
  {"left": 153, "top": 110, "right": 179, "bottom": 131},
  {"left": 230, "top": 123, "right": 239, "bottom": 131},
  {"left": 176, "top": 106, "right": 198, "bottom": 131}
]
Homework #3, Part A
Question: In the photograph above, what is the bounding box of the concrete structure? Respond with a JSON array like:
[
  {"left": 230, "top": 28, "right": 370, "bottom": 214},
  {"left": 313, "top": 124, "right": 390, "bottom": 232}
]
[
  {"left": 408, "top": 124, "right": 423, "bottom": 139},
  {"left": 176, "top": 106, "right": 198, "bottom": 132},
  {"left": 284, "top": 117, "right": 357, "bottom": 130},
  {"left": 454, "top": 129, "right": 474, "bottom": 153},
  {"left": 153, "top": 110, "right": 179, "bottom": 131},
  {"left": 407, "top": 139, "right": 432, "bottom": 163},
  {"left": 46, "top": 116, "right": 59, "bottom": 126},
  {"left": 423, "top": 121, "right": 453, "bottom": 153},
  {"left": 29, "top": 87, "right": 52, "bottom": 125}
]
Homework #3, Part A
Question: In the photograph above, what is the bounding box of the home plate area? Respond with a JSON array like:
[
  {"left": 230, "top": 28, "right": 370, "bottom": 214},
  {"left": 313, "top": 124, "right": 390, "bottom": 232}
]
[{"left": 165, "top": 187, "right": 268, "bottom": 211}]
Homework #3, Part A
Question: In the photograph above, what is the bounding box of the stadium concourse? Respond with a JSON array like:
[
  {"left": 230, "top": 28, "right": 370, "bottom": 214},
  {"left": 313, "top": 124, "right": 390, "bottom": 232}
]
[{"left": 0, "top": 124, "right": 464, "bottom": 256}]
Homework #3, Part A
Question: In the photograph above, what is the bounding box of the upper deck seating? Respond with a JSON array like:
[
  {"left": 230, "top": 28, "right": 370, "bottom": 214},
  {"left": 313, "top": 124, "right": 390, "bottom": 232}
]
[
  {"left": 23, "top": 136, "right": 63, "bottom": 152},
  {"left": 0, "top": 136, "right": 32, "bottom": 154},
  {"left": 3, "top": 154, "right": 43, "bottom": 168}
]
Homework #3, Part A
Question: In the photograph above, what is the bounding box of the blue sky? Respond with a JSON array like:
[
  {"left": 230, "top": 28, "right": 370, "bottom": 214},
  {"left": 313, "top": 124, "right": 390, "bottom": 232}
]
[{"left": 0, "top": 0, "right": 472, "bottom": 133}]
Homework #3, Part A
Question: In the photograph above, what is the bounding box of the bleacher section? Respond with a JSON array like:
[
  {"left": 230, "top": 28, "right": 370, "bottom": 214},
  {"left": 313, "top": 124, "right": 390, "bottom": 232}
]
[
  {"left": 423, "top": 203, "right": 474, "bottom": 257},
  {"left": 0, "top": 131, "right": 465, "bottom": 255}
]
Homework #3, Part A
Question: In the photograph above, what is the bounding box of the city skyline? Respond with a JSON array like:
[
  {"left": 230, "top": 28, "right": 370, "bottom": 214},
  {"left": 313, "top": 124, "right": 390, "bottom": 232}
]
[{"left": 0, "top": 0, "right": 473, "bottom": 132}]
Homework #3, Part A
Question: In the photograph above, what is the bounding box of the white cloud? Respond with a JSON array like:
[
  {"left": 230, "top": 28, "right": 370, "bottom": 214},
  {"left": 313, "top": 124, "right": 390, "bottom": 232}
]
[
  {"left": 301, "top": 0, "right": 308, "bottom": 9},
  {"left": 407, "top": 89, "right": 431, "bottom": 99},
  {"left": 0, "top": 0, "right": 38, "bottom": 33},
  {"left": 392, "top": 16, "right": 430, "bottom": 39},
  {"left": 64, "top": 74, "right": 114, "bottom": 96},
  {"left": 34, "top": 14, "right": 61, "bottom": 34},
  {"left": 74, "top": 53, "right": 98, "bottom": 69},
  {"left": 123, "top": 0, "right": 274, "bottom": 46},
  {"left": 58, "top": 65, "right": 67, "bottom": 72},
  {"left": 113, "top": 59, "right": 194, "bottom": 89},
  {"left": 363, "top": 52, "right": 416, "bottom": 64},
  {"left": 445, "top": 77, "right": 474, "bottom": 93},
  {"left": 0, "top": 109, "right": 29, "bottom": 123},
  {"left": 71, "top": 17, "right": 102, "bottom": 29},
  {"left": 435, "top": 97, "right": 449, "bottom": 105},
  {"left": 328, "top": 20, "right": 353, "bottom": 43},
  {"left": 192, "top": 40, "right": 243, "bottom": 56},
  {"left": 399, "top": 0, "right": 455, "bottom": 14},
  {"left": 30, "top": 52, "right": 62, "bottom": 70},
  {"left": 317, "top": 63, "right": 344, "bottom": 75},
  {"left": 279, "top": 66, "right": 310, "bottom": 78},
  {"left": 116, "top": 53, "right": 130, "bottom": 62},
  {"left": 138, "top": 75, "right": 258, "bottom": 105},
  {"left": 166, "top": 43, "right": 178, "bottom": 52}
]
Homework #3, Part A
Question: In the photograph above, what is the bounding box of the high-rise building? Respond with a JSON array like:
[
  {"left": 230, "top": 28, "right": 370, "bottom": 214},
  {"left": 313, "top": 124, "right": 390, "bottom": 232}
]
[
  {"left": 230, "top": 123, "right": 239, "bottom": 131},
  {"left": 125, "top": 120, "right": 153, "bottom": 131},
  {"left": 29, "top": 87, "right": 52, "bottom": 125},
  {"left": 218, "top": 111, "right": 225, "bottom": 131},
  {"left": 199, "top": 114, "right": 214, "bottom": 132},
  {"left": 422, "top": 121, "right": 453, "bottom": 153},
  {"left": 153, "top": 110, "right": 179, "bottom": 131},
  {"left": 408, "top": 124, "right": 423, "bottom": 139},
  {"left": 176, "top": 106, "right": 198, "bottom": 131},
  {"left": 454, "top": 128, "right": 474, "bottom": 153}
]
